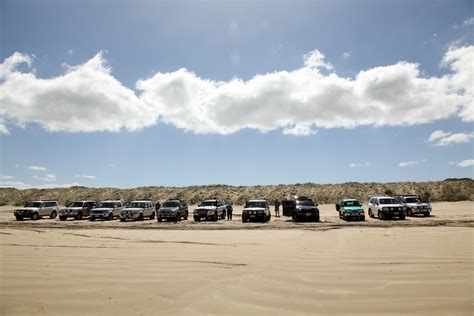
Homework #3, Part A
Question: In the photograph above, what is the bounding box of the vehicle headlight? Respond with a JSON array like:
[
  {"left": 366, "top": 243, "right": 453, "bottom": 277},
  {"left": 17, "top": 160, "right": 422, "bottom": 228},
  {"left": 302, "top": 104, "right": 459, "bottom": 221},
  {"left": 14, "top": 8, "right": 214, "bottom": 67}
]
[{"left": 382, "top": 207, "right": 388, "bottom": 211}]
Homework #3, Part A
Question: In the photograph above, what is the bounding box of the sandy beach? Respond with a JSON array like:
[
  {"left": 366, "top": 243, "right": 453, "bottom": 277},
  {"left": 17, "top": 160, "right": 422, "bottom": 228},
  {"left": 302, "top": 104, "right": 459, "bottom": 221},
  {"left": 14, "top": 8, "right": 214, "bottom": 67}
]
[{"left": 0, "top": 202, "right": 473, "bottom": 315}]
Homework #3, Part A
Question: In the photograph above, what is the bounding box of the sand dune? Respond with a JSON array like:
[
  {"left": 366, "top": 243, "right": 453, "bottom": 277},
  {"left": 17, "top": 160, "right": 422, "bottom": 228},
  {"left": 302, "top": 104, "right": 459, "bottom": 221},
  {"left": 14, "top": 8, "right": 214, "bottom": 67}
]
[{"left": 0, "top": 202, "right": 473, "bottom": 315}]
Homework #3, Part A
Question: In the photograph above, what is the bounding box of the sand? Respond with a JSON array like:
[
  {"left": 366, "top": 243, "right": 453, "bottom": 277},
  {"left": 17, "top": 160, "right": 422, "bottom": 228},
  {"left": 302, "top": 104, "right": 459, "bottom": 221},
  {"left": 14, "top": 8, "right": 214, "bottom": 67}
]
[{"left": 0, "top": 202, "right": 473, "bottom": 315}]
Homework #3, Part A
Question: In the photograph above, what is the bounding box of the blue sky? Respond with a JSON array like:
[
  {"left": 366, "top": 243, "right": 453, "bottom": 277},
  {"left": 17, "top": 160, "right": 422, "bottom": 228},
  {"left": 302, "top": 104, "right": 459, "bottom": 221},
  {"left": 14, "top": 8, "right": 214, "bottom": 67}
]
[{"left": 0, "top": 0, "right": 473, "bottom": 188}]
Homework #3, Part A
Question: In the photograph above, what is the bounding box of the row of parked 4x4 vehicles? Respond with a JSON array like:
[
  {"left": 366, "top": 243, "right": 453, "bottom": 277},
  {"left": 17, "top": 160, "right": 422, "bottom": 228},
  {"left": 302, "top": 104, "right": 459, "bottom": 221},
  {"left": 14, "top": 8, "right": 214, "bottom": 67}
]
[{"left": 13, "top": 194, "right": 431, "bottom": 222}]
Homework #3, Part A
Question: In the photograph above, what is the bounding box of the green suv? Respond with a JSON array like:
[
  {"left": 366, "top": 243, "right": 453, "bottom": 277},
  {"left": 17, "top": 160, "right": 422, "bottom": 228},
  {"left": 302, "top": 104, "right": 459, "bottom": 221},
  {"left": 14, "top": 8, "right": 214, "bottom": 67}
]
[{"left": 335, "top": 198, "right": 365, "bottom": 221}]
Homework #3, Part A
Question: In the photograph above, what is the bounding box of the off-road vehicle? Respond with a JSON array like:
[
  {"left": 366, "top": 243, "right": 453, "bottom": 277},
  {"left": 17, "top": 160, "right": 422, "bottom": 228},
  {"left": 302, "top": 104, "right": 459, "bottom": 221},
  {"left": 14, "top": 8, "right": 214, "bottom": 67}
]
[
  {"left": 368, "top": 196, "right": 405, "bottom": 220},
  {"left": 89, "top": 200, "right": 124, "bottom": 221},
  {"left": 14, "top": 201, "right": 59, "bottom": 220},
  {"left": 293, "top": 197, "right": 320, "bottom": 222},
  {"left": 157, "top": 199, "right": 188, "bottom": 222},
  {"left": 282, "top": 199, "right": 296, "bottom": 216},
  {"left": 242, "top": 199, "right": 271, "bottom": 223},
  {"left": 395, "top": 195, "right": 431, "bottom": 217},
  {"left": 193, "top": 199, "right": 226, "bottom": 222},
  {"left": 120, "top": 200, "right": 156, "bottom": 221},
  {"left": 336, "top": 198, "right": 365, "bottom": 221},
  {"left": 59, "top": 201, "right": 97, "bottom": 220}
]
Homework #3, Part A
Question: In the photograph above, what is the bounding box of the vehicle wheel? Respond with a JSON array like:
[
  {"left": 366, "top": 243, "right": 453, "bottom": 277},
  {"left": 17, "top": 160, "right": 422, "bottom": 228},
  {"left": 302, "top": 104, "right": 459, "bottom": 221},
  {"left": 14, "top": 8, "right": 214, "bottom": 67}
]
[
  {"left": 75, "top": 212, "right": 83, "bottom": 220},
  {"left": 107, "top": 213, "right": 113, "bottom": 221},
  {"left": 361, "top": 216, "right": 365, "bottom": 221},
  {"left": 137, "top": 213, "right": 144, "bottom": 221},
  {"left": 158, "top": 217, "right": 163, "bottom": 222},
  {"left": 424, "top": 212, "right": 430, "bottom": 217},
  {"left": 59, "top": 216, "right": 67, "bottom": 221},
  {"left": 408, "top": 210, "right": 413, "bottom": 217},
  {"left": 90, "top": 216, "right": 96, "bottom": 221},
  {"left": 15, "top": 215, "right": 23, "bottom": 221},
  {"left": 150, "top": 211, "right": 155, "bottom": 220},
  {"left": 120, "top": 218, "right": 126, "bottom": 222},
  {"left": 194, "top": 216, "right": 200, "bottom": 222},
  {"left": 242, "top": 217, "right": 246, "bottom": 223},
  {"left": 183, "top": 212, "right": 188, "bottom": 220},
  {"left": 368, "top": 209, "right": 373, "bottom": 218},
  {"left": 31, "top": 212, "right": 39, "bottom": 220},
  {"left": 315, "top": 215, "right": 320, "bottom": 222},
  {"left": 378, "top": 211, "right": 383, "bottom": 220},
  {"left": 50, "top": 211, "right": 57, "bottom": 219},
  {"left": 213, "top": 213, "right": 218, "bottom": 221},
  {"left": 399, "top": 214, "right": 405, "bottom": 220}
]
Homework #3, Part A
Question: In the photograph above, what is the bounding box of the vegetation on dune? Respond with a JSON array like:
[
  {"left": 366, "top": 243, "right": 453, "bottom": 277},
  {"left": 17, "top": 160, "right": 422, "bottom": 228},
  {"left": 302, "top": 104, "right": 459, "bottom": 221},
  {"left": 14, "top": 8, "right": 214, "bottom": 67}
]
[{"left": 0, "top": 179, "right": 472, "bottom": 206}]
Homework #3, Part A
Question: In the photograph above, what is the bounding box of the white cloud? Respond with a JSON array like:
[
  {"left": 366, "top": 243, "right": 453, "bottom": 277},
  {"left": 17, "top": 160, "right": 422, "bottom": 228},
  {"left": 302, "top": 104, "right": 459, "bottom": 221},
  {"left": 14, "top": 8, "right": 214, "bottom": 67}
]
[
  {"left": 67, "top": 49, "right": 74, "bottom": 55},
  {"left": 283, "top": 124, "right": 318, "bottom": 136},
  {"left": 0, "top": 51, "right": 157, "bottom": 132},
  {"left": 0, "top": 46, "right": 473, "bottom": 136},
  {"left": 0, "top": 175, "right": 14, "bottom": 180},
  {"left": 0, "top": 181, "right": 82, "bottom": 190},
  {"left": 74, "top": 174, "right": 96, "bottom": 179},
  {"left": 33, "top": 174, "right": 56, "bottom": 181},
  {"left": 0, "top": 123, "right": 9, "bottom": 134},
  {"left": 341, "top": 52, "right": 351, "bottom": 60},
  {"left": 457, "top": 159, "right": 474, "bottom": 167},
  {"left": 349, "top": 162, "right": 371, "bottom": 168},
  {"left": 463, "top": 17, "right": 474, "bottom": 27},
  {"left": 399, "top": 161, "right": 418, "bottom": 167},
  {"left": 28, "top": 165, "right": 47, "bottom": 171},
  {"left": 0, "top": 52, "right": 33, "bottom": 80},
  {"left": 428, "top": 130, "right": 474, "bottom": 146}
]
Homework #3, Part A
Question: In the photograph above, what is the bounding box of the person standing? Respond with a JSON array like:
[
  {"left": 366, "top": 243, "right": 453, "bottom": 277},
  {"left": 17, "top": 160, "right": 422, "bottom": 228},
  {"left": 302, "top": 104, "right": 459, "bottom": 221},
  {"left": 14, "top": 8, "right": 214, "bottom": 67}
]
[
  {"left": 155, "top": 201, "right": 161, "bottom": 212},
  {"left": 226, "top": 202, "right": 233, "bottom": 220},
  {"left": 275, "top": 199, "right": 281, "bottom": 218}
]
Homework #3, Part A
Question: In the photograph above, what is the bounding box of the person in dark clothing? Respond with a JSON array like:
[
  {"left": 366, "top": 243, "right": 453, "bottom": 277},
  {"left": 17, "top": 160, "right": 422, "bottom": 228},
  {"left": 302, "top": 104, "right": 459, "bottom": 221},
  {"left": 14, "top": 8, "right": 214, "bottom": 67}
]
[
  {"left": 226, "top": 202, "right": 233, "bottom": 220},
  {"left": 155, "top": 201, "right": 161, "bottom": 212},
  {"left": 275, "top": 200, "right": 281, "bottom": 217}
]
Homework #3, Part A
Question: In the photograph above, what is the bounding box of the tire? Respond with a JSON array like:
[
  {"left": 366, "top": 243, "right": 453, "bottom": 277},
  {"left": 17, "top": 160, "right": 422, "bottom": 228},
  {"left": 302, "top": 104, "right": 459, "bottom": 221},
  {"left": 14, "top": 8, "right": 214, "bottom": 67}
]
[
  {"left": 378, "top": 211, "right": 383, "bottom": 220},
  {"left": 360, "top": 216, "right": 365, "bottom": 221},
  {"left": 213, "top": 213, "right": 218, "bottom": 221},
  {"left": 242, "top": 217, "right": 246, "bottom": 223},
  {"left": 424, "top": 213, "right": 430, "bottom": 217},
  {"left": 158, "top": 217, "right": 163, "bottom": 222},
  {"left": 183, "top": 212, "right": 188, "bottom": 220},
  {"left": 137, "top": 213, "right": 144, "bottom": 221},
  {"left": 315, "top": 215, "right": 320, "bottom": 222},
  {"left": 15, "top": 216, "right": 23, "bottom": 221},
  {"left": 120, "top": 218, "right": 126, "bottom": 222},
  {"left": 369, "top": 209, "right": 374, "bottom": 218},
  {"left": 399, "top": 214, "right": 405, "bottom": 220},
  {"left": 194, "top": 216, "right": 200, "bottom": 222},
  {"left": 75, "top": 212, "right": 83, "bottom": 220},
  {"left": 107, "top": 213, "right": 113, "bottom": 221},
  {"left": 50, "top": 211, "right": 57, "bottom": 219},
  {"left": 150, "top": 211, "right": 155, "bottom": 220},
  {"left": 408, "top": 210, "right": 413, "bottom": 217},
  {"left": 31, "top": 212, "right": 39, "bottom": 220},
  {"left": 59, "top": 216, "right": 67, "bottom": 221},
  {"left": 90, "top": 216, "right": 96, "bottom": 221}
]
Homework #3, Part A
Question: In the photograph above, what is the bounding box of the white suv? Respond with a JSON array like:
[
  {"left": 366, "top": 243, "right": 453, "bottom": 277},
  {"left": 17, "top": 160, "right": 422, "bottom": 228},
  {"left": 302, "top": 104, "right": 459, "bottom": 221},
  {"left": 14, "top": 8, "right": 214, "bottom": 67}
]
[
  {"left": 120, "top": 200, "right": 155, "bottom": 221},
  {"left": 368, "top": 196, "right": 405, "bottom": 220},
  {"left": 90, "top": 200, "right": 124, "bottom": 221},
  {"left": 14, "top": 201, "right": 59, "bottom": 220},
  {"left": 242, "top": 199, "right": 271, "bottom": 223}
]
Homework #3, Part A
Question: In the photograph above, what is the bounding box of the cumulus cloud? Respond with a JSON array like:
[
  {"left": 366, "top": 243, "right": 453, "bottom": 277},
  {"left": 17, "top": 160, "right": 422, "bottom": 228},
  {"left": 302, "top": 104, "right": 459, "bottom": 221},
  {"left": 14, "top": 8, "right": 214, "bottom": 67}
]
[
  {"left": 428, "top": 130, "right": 474, "bottom": 146},
  {"left": 0, "top": 175, "right": 14, "bottom": 180},
  {"left": 0, "top": 52, "right": 33, "bottom": 80},
  {"left": 349, "top": 162, "right": 371, "bottom": 168},
  {"left": 1, "top": 46, "right": 473, "bottom": 135},
  {"left": 455, "top": 159, "right": 474, "bottom": 167},
  {"left": 33, "top": 174, "right": 56, "bottom": 182},
  {"left": 0, "top": 181, "right": 82, "bottom": 190},
  {"left": 0, "top": 51, "right": 157, "bottom": 132},
  {"left": 74, "top": 174, "right": 96, "bottom": 179},
  {"left": 399, "top": 161, "right": 418, "bottom": 167},
  {"left": 28, "top": 165, "right": 47, "bottom": 171}
]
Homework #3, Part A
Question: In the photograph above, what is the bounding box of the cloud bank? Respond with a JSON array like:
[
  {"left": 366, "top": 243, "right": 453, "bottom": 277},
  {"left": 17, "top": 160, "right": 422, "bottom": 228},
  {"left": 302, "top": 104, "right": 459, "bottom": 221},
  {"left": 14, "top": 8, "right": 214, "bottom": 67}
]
[
  {"left": 0, "top": 46, "right": 473, "bottom": 135},
  {"left": 428, "top": 130, "right": 474, "bottom": 146}
]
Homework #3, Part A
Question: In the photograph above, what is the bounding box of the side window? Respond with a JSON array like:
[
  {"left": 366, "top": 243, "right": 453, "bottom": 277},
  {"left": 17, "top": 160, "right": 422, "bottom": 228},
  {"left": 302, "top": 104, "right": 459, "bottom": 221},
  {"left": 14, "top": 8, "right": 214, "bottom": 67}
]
[{"left": 375, "top": 199, "right": 379, "bottom": 205}]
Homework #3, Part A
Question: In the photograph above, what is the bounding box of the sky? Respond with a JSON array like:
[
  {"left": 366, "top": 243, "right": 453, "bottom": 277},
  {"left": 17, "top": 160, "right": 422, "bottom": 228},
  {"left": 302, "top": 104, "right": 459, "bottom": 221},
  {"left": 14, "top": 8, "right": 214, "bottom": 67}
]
[{"left": 0, "top": 0, "right": 473, "bottom": 189}]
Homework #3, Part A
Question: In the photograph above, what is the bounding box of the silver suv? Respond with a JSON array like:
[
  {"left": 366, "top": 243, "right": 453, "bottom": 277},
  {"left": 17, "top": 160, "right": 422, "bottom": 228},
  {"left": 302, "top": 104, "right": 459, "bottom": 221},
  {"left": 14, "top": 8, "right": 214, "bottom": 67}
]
[
  {"left": 242, "top": 199, "right": 271, "bottom": 223},
  {"left": 90, "top": 200, "right": 124, "bottom": 221},
  {"left": 157, "top": 199, "right": 188, "bottom": 222},
  {"left": 193, "top": 199, "right": 226, "bottom": 222},
  {"left": 120, "top": 200, "right": 156, "bottom": 221},
  {"left": 14, "top": 201, "right": 59, "bottom": 220},
  {"left": 59, "top": 200, "right": 97, "bottom": 220},
  {"left": 368, "top": 196, "right": 406, "bottom": 220},
  {"left": 395, "top": 195, "right": 431, "bottom": 217}
]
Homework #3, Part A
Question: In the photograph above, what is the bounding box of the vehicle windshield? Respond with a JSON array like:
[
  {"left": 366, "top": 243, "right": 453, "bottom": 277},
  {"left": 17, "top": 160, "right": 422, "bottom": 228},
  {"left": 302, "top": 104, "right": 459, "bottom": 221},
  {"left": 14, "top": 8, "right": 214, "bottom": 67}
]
[
  {"left": 70, "top": 202, "right": 84, "bottom": 207},
  {"left": 201, "top": 201, "right": 217, "bottom": 207},
  {"left": 343, "top": 200, "right": 361, "bottom": 207},
  {"left": 297, "top": 200, "right": 315, "bottom": 206},
  {"left": 127, "top": 202, "right": 147, "bottom": 208},
  {"left": 246, "top": 201, "right": 267, "bottom": 208},
  {"left": 98, "top": 202, "right": 116, "bottom": 208},
  {"left": 405, "top": 197, "right": 420, "bottom": 203},
  {"left": 163, "top": 201, "right": 180, "bottom": 208},
  {"left": 379, "top": 198, "right": 398, "bottom": 205},
  {"left": 25, "top": 202, "right": 42, "bottom": 208}
]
